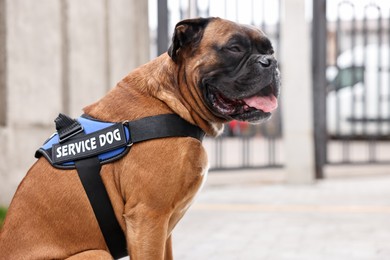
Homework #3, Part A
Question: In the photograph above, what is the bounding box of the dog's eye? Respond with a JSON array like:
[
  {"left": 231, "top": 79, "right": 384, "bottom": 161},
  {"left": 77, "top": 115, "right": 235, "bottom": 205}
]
[{"left": 227, "top": 45, "right": 242, "bottom": 53}]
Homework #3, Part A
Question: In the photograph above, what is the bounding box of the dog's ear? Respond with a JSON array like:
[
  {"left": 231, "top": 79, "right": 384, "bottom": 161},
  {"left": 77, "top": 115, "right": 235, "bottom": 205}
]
[{"left": 168, "top": 17, "right": 213, "bottom": 63}]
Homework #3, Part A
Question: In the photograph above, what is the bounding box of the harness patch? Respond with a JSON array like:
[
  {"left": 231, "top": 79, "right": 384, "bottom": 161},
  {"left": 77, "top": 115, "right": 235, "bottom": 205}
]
[
  {"left": 35, "top": 115, "right": 131, "bottom": 168},
  {"left": 52, "top": 123, "right": 127, "bottom": 164}
]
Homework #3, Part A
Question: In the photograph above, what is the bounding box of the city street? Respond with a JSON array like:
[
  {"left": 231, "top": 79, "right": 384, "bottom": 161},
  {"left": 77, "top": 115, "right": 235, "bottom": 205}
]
[{"left": 172, "top": 166, "right": 390, "bottom": 260}]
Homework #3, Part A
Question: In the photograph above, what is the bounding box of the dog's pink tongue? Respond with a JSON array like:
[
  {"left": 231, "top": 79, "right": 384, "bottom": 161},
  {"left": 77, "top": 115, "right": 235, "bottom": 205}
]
[{"left": 243, "top": 95, "right": 278, "bottom": 113}]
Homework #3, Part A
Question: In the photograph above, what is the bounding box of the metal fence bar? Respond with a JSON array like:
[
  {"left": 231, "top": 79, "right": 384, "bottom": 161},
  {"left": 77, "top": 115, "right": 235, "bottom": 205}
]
[
  {"left": 349, "top": 3, "right": 357, "bottom": 136},
  {"left": 369, "top": 138, "right": 376, "bottom": 163},
  {"left": 362, "top": 5, "right": 369, "bottom": 136},
  {"left": 375, "top": 5, "right": 383, "bottom": 136},
  {"left": 157, "top": 0, "right": 169, "bottom": 56},
  {"left": 312, "top": 0, "right": 327, "bottom": 178},
  {"left": 388, "top": 14, "right": 390, "bottom": 132},
  {"left": 386, "top": 14, "right": 390, "bottom": 132},
  {"left": 242, "top": 137, "right": 250, "bottom": 167},
  {"left": 334, "top": 3, "right": 341, "bottom": 136}
]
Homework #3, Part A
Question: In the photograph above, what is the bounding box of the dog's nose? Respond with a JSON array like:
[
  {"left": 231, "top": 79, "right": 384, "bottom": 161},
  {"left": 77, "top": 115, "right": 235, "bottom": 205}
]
[{"left": 258, "top": 56, "right": 273, "bottom": 68}]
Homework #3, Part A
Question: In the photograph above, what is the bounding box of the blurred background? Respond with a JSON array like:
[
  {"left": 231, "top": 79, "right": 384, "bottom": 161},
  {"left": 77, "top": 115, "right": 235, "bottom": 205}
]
[{"left": 1, "top": 0, "right": 390, "bottom": 258}]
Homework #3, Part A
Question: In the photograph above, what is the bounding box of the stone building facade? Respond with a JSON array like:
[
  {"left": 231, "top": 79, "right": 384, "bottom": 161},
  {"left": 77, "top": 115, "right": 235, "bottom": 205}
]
[{"left": 0, "top": 0, "right": 149, "bottom": 205}]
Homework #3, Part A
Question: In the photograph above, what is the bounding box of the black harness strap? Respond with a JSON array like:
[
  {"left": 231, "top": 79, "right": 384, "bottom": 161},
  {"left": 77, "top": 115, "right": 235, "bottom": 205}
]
[
  {"left": 128, "top": 114, "right": 205, "bottom": 143},
  {"left": 55, "top": 114, "right": 205, "bottom": 259},
  {"left": 75, "top": 157, "right": 127, "bottom": 259}
]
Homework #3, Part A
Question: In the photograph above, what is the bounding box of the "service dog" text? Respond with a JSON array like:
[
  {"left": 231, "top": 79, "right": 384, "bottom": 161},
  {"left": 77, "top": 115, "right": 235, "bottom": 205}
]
[{"left": 56, "top": 128, "right": 122, "bottom": 158}]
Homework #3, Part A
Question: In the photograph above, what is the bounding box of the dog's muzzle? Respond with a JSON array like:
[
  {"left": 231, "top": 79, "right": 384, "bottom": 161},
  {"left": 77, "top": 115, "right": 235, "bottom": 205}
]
[{"left": 202, "top": 63, "right": 280, "bottom": 123}]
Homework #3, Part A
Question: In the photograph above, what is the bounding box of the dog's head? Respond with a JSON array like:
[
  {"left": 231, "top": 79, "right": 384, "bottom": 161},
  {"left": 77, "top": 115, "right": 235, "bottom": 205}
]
[{"left": 168, "top": 17, "right": 280, "bottom": 123}]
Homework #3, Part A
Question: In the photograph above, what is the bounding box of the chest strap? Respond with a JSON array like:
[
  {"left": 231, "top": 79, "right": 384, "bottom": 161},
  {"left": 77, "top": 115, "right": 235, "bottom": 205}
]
[
  {"left": 75, "top": 157, "right": 127, "bottom": 258},
  {"left": 47, "top": 113, "right": 205, "bottom": 259}
]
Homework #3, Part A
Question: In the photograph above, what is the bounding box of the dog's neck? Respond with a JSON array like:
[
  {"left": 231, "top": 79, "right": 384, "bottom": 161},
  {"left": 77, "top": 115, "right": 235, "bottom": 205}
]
[{"left": 83, "top": 54, "right": 224, "bottom": 137}]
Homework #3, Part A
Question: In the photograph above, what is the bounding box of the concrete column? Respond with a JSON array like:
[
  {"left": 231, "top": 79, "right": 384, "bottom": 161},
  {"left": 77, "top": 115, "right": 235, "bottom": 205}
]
[
  {"left": 66, "top": 0, "right": 150, "bottom": 115},
  {"left": 7, "top": 0, "right": 62, "bottom": 125},
  {"left": 6, "top": 0, "right": 63, "bottom": 166},
  {"left": 108, "top": 0, "right": 150, "bottom": 87},
  {"left": 2, "top": 0, "right": 63, "bottom": 205},
  {"left": 281, "top": 0, "right": 316, "bottom": 184},
  {"left": 67, "top": 0, "right": 107, "bottom": 117}
]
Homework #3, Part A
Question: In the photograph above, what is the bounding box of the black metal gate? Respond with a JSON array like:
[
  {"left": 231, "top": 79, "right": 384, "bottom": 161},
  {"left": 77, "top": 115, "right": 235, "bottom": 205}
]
[
  {"left": 314, "top": 0, "right": 390, "bottom": 174},
  {"left": 155, "top": 0, "right": 390, "bottom": 174},
  {"left": 153, "top": 0, "right": 283, "bottom": 171}
]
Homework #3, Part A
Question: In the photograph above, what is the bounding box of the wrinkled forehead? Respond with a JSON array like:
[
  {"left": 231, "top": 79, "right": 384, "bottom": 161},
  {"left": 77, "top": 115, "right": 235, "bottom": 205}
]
[{"left": 202, "top": 19, "right": 272, "bottom": 50}]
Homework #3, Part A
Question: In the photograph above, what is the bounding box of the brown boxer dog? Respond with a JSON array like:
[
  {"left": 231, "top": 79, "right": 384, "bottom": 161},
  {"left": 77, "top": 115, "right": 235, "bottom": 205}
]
[{"left": 0, "top": 17, "right": 280, "bottom": 259}]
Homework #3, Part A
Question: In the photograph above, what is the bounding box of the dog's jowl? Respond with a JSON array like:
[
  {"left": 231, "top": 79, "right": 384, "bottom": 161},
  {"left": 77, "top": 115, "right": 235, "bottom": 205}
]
[{"left": 0, "top": 17, "right": 280, "bottom": 260}]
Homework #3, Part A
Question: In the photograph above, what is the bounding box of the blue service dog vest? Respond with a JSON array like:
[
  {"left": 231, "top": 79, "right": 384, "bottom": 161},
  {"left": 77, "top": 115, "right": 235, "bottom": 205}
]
[{"left": 35, "top": 113, "right": 205, "bottom": 259}]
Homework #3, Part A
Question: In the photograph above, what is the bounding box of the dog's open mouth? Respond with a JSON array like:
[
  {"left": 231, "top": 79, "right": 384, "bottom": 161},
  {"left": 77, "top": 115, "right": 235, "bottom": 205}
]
[{"left": 205, "top": 84, "right": 279, "bottom": 121}]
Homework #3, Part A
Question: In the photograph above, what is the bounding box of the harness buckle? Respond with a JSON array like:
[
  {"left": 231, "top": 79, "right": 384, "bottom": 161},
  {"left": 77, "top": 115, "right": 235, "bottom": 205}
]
[
  {"left": 58, "top": 124, "right": 84, "bottom": 143},
  {"left": 122, "top": 120, "right": 133, "bottom": 147}
]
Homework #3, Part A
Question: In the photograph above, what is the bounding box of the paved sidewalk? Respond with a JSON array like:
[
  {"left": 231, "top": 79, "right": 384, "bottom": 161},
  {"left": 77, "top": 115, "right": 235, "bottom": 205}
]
[{"left": 172, "top": 166, "right": 390, "bottom": 260}]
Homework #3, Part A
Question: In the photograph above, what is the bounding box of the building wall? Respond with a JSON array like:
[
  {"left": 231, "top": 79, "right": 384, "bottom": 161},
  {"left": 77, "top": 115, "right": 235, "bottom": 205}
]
[{"left": 0, "top": 0, "right": 149, "bottom": 206}]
